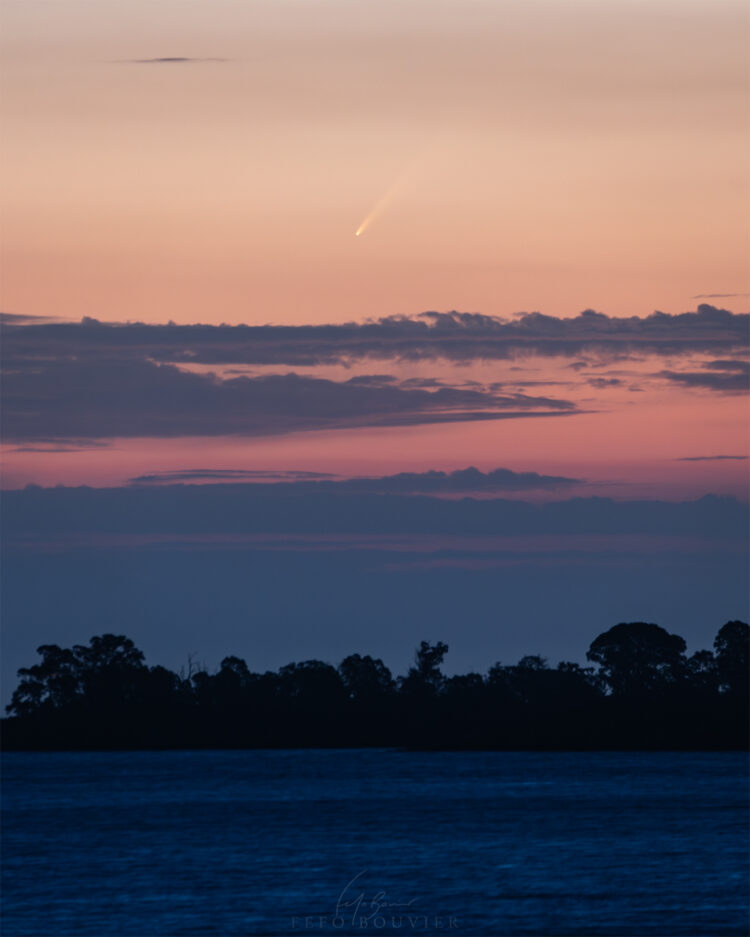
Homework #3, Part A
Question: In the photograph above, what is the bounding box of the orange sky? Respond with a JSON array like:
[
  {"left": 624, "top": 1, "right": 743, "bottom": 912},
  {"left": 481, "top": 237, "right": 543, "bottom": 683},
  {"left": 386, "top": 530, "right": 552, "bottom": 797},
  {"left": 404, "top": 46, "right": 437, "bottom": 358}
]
[{"left": 1, "top": 0, "right": 748, "bottom": 326}]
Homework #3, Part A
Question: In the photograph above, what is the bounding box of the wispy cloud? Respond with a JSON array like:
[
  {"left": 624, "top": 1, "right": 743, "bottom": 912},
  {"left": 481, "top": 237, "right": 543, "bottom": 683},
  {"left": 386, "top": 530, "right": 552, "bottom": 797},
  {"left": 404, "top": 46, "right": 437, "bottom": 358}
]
[
  {"left": 129, "top": 469, "right": 335, "bottom": 484},
  {"left": 9, "top": 443, "right": 111, "bottom": 454},
  {"left": 692, "top": 292, "right": 750, "bottom": 299},
  {"left": 676, "top": 455, "right": 748, "bottom": 462},
  {"left": 587, "top": 377, "right": 623, "bottom": 389},
  {"left": 0, "top": 312, "right": 61, "bottom": 325},
  {"left": 123, "top": 57, "right": 227, "bottom": 64},
  {"left": 659, "top": 359, "right": 750, "bottom": 394}
]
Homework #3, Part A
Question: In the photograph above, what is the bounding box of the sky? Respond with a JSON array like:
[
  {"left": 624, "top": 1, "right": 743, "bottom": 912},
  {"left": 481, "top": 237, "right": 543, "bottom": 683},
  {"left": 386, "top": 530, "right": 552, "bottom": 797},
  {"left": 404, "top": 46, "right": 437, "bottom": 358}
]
[{"left": 1, "top": 0, "right": 748, "bottom": 698}]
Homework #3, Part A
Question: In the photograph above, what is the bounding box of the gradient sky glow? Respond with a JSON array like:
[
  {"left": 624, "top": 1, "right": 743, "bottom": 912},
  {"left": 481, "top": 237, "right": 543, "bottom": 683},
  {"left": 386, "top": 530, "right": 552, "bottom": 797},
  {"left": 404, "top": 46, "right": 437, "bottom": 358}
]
[
  {"left": 1, "top": 0, "right": 748, "bottom": 699},
  {"left": 2, "top": 0, "right": 748, "bottom": 325}
]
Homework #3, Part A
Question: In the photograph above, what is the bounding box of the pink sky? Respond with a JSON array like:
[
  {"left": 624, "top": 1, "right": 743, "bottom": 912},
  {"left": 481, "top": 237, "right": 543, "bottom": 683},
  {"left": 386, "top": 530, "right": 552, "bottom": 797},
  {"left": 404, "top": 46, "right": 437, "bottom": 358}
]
[
  {"left": 1, "top": 0, "right": 748, "bottom": 496},
  {"left": 2, "top": 346, "right": 748, "bottom": 496}
]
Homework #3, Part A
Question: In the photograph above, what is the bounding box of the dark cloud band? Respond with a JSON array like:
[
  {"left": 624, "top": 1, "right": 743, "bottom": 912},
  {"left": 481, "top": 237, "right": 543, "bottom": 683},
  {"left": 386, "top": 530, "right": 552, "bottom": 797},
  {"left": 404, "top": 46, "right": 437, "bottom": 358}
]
[
  {"left": 2, "top": 305, "right": 746, "bottom": 442},
  {"left": 4, "top": 486, "right": 744, "bottom": 542},
  {"left": 128, "top": 465, "right": 582, "bottom": 492},
  {"left": 2, "top": 305, "right": 746, "bottom": 369},
  {"left": 0, "top": 358, "right": 576, "bottom": 442}
]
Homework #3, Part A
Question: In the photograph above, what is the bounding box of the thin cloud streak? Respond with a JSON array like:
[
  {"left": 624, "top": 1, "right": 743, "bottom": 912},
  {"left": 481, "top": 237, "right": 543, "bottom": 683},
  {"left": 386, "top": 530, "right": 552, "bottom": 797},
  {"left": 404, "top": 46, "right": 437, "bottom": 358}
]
[
  {"left": 692, "top": 293, "right": 750, "bottom": 299},
  {"left": 129, "top": 469, "right": 336, "bottom": 483},
  {"left": 676, "top": 455, "right": 748, "bottom": 462},
  {"left": 122, "top": 57, "right": 228, "bottom": 64}
]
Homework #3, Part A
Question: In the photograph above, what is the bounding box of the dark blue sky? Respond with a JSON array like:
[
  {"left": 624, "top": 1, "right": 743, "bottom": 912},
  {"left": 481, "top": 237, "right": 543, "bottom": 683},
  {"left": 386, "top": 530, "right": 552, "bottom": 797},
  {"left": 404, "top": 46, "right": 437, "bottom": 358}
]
[{"left": 3, "top": 482, "right": 747, "bottom": 703}]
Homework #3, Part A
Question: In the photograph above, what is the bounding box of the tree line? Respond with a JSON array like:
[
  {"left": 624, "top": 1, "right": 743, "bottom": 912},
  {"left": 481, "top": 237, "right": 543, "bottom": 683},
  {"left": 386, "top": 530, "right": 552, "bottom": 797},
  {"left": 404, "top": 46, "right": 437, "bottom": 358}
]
[{"left": 2, "top": 621, "right": 747, "bottom": 750}]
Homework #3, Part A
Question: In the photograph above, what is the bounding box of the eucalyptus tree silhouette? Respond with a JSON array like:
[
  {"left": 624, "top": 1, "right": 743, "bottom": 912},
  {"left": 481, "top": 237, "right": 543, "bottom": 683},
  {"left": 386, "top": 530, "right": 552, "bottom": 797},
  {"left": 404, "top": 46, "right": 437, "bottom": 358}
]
[
  {"left": 586, "top": 622, "right": 687, "bottom": 696},
  {"left": 686, "top": 650, "right": 720, "bottom": 696},
  {"left": 8, "top": 634, "right": 146, "bottom": 717},
  {"left": 276, "top": 660, "right": 347, "bottom": 744},
  {"left": 338, "top": 654, "right": 395, "bottom": 703},
  {"left": 714, "top": 620, "right": 749, "bottom": 698},
  {"left": 400, "top": 640, "right": 449, "bottom": 693},
  {"left": 396, "top": 641, "right": 450, "bottom": 745},
  {"left": 337, "top": 654, "right": 396, "bottom": 743}
]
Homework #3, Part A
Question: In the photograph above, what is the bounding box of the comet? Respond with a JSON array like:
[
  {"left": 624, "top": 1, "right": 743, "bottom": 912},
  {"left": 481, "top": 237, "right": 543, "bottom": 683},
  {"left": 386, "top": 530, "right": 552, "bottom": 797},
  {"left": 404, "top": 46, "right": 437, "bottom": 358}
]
[
  {"left": 354, "top": 188, "right": 397, "bottom": 238},
  {"left": 354, "top": 161, "right": 416, "bottom": 238}
]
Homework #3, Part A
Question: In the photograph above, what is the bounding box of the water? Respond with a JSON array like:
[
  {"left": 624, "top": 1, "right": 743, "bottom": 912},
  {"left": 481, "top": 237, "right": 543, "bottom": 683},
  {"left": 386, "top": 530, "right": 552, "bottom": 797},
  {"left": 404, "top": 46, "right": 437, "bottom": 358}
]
[{"left": 2, "top": 750, "right": 748, "bottom": 936}]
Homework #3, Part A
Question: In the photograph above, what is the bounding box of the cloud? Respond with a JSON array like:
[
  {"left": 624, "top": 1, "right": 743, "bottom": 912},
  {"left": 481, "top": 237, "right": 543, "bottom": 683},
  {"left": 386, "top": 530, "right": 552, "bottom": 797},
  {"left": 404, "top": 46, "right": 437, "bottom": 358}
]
[
  {"left": 4, "top": 485, "right": 744, "bottom": 543},
  {"left": 344, "top": 374, "right": 397, "bottom": 386},
  {"left": 3, "top": 305, "right": 747, "bottom": 370},
  {"left": 659, "top": 359, "right": 749, "bottom": 394},
  {"left": 0, "top": 357, "right": 577, "bottom": 442},
  {"left": 0, "top": 312, "right": 60, "bottom": 325},
  {"left": 703, "top": 359, "right": 750, "bottom": 371},
  {"left": 124, "top": 57, "right": 227, "bottom": 64},
  {"left": 129, "top": 469, "right": 336, "bottom": 483},
  {"left": 692, "top": 293, "right": 750, "bottom": 299},
  {"left": 9, "top": 443, "right": 110, "bottom": 454},
  {"left": 128, "top": 465, "right": 582, "bottom": 493},
  {"left": 587, "top": 377, "right": 623, "bottom": 388},
  {"left": 676, "top": 455, "right": 748, "bottom": 462},
  {"left": 398, "top": 377, "right": 448, "bottom": 389},
  {"left": 3, "top": 305, "right": 745, "bottom": 443}
]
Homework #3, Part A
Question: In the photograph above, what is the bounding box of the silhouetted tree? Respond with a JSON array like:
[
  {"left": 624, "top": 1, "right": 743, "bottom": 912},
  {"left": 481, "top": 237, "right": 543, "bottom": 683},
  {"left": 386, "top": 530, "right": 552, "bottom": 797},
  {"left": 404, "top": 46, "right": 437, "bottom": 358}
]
[
  {"left": 338, "top": 654, "right": 395, "bottom": 703},
  {"left": 8, "top": 645, "right": 82, "bottom": 717},
  {"left": 586, "top": 622, "right": 687, "bottom": 696},
  {"left": 483, "top": 659, "right": 515, "bottom": 711},
  {"left": 686, "top": 650, "right": 719, "bottom": 696},
  {"left": 277, "top": 660, "right": 345, "bottom": 702},
  {"left": 505, "top": 656, "right": 550, "bottom": 706},
  {"left": 400, "top": 640, "right": 449, "bottom": 693},
  {"left": 74, "top": 634, "right": 145, "bottom": 672},
  {"left": 276, "top": 661, "right": 347, "bottom": 743},
  {"left": 214, "top": 656, "right": 254, "bottom": 709},
  {"left": 338, "top": 654, "right": 395, "bottom": 744},
  {"left": 75, "top": 635, "right": 148, "bottom": 712},
  {"left": 218, "top": 655, "right": 253, "bottom": 686},
  {"left": 3, "top": 624, "right": 748, "bottom": 751},
  {"left": 8, "top": 635, "right": 145, "bottom": 717},
  {"left": 714, "top": 621, "right": 749, "bottom": 698},
  {"left": 486, "top": 662, "right": 512, "bottom": 692},
  {"left": 553, "top": 662, "right": 602, "bottom": 702},
  {"left": 142, "top": 665, "right": 189, "bottom": 707},
  {"left": 516, "top": 655, "right": 548, "bottom": 671},
  {"left": 395, "top": 641, "right": 450, "bottom": 746}
]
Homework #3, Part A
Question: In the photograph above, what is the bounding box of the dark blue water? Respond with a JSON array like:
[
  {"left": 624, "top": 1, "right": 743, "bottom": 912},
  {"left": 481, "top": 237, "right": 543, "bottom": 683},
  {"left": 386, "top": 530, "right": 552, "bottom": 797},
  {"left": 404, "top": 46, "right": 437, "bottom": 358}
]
[{"left": 2, "top": 750, "right": 748, "bottom": 936}]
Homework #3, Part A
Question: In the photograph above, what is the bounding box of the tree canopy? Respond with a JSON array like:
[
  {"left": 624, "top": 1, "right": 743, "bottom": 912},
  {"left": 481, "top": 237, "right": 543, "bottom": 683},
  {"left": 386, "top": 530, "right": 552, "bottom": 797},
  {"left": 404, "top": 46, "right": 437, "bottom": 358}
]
[{"left": 3, "top": 622, "right": 748, "bottom": 751}]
